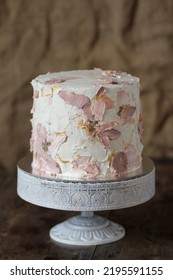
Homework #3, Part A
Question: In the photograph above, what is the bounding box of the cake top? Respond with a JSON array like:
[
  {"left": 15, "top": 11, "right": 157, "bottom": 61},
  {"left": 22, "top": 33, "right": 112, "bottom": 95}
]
[{"left": 32, "top": 69, "right": 139, "bottom": 92}]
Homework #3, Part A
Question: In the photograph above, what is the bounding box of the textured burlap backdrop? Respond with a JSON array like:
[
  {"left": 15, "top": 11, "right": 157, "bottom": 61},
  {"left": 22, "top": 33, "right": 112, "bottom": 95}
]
[{"left": 0, "top": 0, "right": 173, "bottom": 172}]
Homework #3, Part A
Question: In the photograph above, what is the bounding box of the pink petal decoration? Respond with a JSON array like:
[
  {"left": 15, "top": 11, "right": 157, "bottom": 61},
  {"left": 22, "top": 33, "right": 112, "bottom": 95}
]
[
  {"left": 71, "top": 169, "right": 88, "bottom": 178},
  {"left": 104, "top": 97, "right": 115, "bottom": 109},
  {"left": 96, "top": 86, "right": 107, "bottom": 96},
  {"left": 37, "top": 123, "right": 47, "bottom": 143},
  {"left": 111, "top": 152, "right": 127, "bottom": 176},
  {"left": 40, "top": 153, "right": 62, "bottom": 174},
  {"left": 126, "top": 145, "right": 141, "bottom": 169},
  {"left": 99, "top": 131, "right": 120, "bottom": 148},
  {"left": 92, "top": 100, "right": 106, "bottom": 121},
  {"left": 47, "top": 132, "right": 67, "bottom": 154},
  {"left": 117, "top": 91, "right": 130, "bottom": 105},
  {"left": 72, "top": 156, "right": 99, "bottom": 179},
  {"left": 96, "top": 121, "right": 121, "bottom": 148},
  {"left": 82, "top": 102, "right": 93, "bottom": 120},
  {"left": 120, "top": 81, "right": 134, "bottom": 85},
  {"left": 34, "top": 123, "right": 62, "bottom": 175},
  {"left": 102, "top": 70, "right": 127, "bottom": 77},
  {"left": 58, "top": 90, "right": 90, "bottom": 109},
  {"left": 102, "top": 70, "right": 119, "bottom": 77},
  {"left": 59, "top": 90, "right": 94, "bottom": 121},
  {"left": 102, "top": 129, "right": 121, "bottom": 140},
  {"left": 97, "top": 120, "right": 119, "bottom": 132},
  {"left": 97, "top": 77, "right": 118, "bottom": 85},
  {"left": 84, "top": 164, "right": 99, "bottom": 178},
  {"left": 72, "top": 156, "right": 91, "bottom": 168},
  {"left": 118, "top": 105, "right": 136, "bottom": 124},
  {"left": 99, "top": 135, "right": 110, "bottom": 148},
  {"left": 95, "top": 87, "right": 115, "bottom": 109},
  {"left": 91, "top": 86, "right": 115, "bottom": 121},
  {"left": 45, "top": 77, "right": 77, "bottom": 85}
]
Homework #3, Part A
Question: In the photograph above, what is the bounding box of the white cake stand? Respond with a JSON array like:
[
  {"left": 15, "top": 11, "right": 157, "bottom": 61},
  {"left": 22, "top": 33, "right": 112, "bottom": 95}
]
[{"left": 17, "top": 156, "right": 155, "bottom": 246}]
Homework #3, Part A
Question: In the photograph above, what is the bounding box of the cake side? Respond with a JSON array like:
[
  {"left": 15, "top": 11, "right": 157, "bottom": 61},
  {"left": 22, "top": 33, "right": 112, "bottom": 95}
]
[{"left": 30, "top": 69, "right": 143, "bottom": 179}]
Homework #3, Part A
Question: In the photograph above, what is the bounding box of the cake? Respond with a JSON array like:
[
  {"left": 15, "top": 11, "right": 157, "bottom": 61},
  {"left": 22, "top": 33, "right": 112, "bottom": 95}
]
[{"left": 30, "top": 69, "right": 143, "bottom": 180}]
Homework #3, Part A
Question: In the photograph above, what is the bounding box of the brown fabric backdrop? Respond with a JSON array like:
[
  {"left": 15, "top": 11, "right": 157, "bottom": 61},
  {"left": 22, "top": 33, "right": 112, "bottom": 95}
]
[{"left": 0, "top": 0, "right": 173, "bottom": 172}]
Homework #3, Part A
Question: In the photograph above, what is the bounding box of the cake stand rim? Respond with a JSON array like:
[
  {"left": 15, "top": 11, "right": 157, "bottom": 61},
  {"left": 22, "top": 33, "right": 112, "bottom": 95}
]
[
  {"left": 17, "top": 155, "right": 155, "bottom": 211},
  {"left": 17, "top": 154, "right": 154, "bottom": 184}
]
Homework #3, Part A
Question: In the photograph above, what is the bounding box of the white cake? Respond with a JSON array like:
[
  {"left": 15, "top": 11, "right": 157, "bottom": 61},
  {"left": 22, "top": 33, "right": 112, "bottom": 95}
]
[{"left": 30, "top": 69, "right": 143, "bottom": 179}]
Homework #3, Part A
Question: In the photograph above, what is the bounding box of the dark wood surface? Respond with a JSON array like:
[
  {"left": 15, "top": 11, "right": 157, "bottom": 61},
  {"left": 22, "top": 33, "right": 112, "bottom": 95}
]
[{"left": 0, "top": 159, "right": 173, "bottom": 260}]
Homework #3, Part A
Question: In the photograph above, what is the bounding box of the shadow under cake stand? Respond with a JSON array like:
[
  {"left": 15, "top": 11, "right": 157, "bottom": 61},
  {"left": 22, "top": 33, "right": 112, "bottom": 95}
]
[{"left": 17, "top": 156, "right": 155, "bottom": 246}]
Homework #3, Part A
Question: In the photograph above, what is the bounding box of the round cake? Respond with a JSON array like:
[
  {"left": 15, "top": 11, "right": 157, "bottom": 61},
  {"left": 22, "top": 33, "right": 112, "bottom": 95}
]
[{"left": 30, "top": 69, "right": 143, "bottom": 180}]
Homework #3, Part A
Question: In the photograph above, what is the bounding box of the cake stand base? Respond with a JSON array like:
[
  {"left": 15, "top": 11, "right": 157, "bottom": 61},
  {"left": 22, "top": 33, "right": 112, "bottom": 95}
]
[
  {"left": 50, "top": 211, "right": 125, "bottom": 246},
  {"left": 17, "top": 156, "right": 155, "bottom": 247}
]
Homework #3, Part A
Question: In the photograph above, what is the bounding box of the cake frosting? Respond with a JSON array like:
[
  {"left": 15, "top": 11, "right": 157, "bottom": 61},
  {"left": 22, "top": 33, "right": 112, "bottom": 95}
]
[{"left": 30, "top": 69, "right": 143, "bottom": 180}]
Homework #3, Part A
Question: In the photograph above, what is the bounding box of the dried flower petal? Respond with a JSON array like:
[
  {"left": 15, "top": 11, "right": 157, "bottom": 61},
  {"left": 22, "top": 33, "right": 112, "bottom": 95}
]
[
  {"left": 96, "top": 121, "right": 121, "bottom": 148},
  {"left": 96, "top": 120, "right": 119, "bottom": 132},
  {"left": 118, "top": 105, "right": 136, "bottom": 124},
  {"left": 72, "top": 156, "right": 99, "bottom": 178},
  {"left": 102, "top": 70, "right": 119, "bottom": 77},
  {"left": 82, "top": 102, "right": 93, "bottom": 120},
  {"left": 48, "top": 132, "right": 67, "bottom": 154},
  {"left": 58, "top": 90, "right": 90, "bottom": 109},
  {"left": 126, "top": 145, "right": 141, "bottom": 169},
  {"left": 96, "top": 77, "right": 118, "bottom": 85},
  {"left": 84, "top": 164, "right": 99, "bottom": 178},
  {"left": 117, "top": 91, "right": 130, "bottom": 105},
  {"left": 110, "top": 152, "right": 127, "bottom": 176},
  {"left": 92, "top": 100, "right": 106, "bottom": 121},
  {"left": 95, "top": 87, "right": 115, "bottom": 109},
  {"left": 102, "top": 70, "right": 127, "bottom": 77},
  {"left": 33, "top": 123, "right": 62, "bottom": 175},
  {"left": 45, "top": 77, "right": 77, "bottom": 85},
  {"left": 72, "top": 156, "right": 91, "bottom": 168}
]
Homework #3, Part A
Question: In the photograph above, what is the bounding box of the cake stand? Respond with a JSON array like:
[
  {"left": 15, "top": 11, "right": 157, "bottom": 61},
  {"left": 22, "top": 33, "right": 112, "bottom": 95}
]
[{"left": 17, "top": 156, "right": 155, "bottom": 246}]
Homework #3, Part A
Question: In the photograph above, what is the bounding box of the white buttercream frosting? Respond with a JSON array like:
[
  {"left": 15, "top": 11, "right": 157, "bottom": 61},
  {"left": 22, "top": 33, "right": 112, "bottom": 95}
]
[{"left": 30, "top": 69, "right": 143, "bottom": 180}]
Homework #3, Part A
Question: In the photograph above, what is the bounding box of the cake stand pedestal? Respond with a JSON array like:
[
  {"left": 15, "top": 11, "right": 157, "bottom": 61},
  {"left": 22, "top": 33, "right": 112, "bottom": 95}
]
[
  {"left": 17, "top": 156, "right": 155, "bottom": 246},
  {"left": 50, "top": 211, "right": 125, "bottom": 246}
]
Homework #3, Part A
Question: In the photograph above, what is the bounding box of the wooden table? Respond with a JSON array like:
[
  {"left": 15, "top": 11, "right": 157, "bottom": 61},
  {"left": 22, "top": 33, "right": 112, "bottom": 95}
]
[{"left": 0, "top": 160, "right": 173, "bottom": 260}]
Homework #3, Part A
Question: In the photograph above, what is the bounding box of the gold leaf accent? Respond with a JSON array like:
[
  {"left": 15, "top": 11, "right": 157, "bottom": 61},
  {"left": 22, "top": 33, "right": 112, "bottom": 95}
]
[
  {"left": 118, "top": 104, "right": 135, "bottom": 116},
  {"left": 108, "top": 151, "right": 116, "bottom": 162},
  {"left": 77, "top": 121, "right": 92, "bottom": 135},
  {"left": 56, "top": 131, "right": 66, "bottom": 135},
  {"left": 44, "top": 93, "right": 52, "bottom": 97},
  {"left": 95, "top": 95, "right": 115, "bottom": 109},
  {"left": 59, "top": 157, "right": 69, "bottom": 163},
  {"left": 76, "top": 154, "right": 81, "bottom": 158},
  {"left": 51, "top": 86, "right": 58, "bottom": 91}
]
